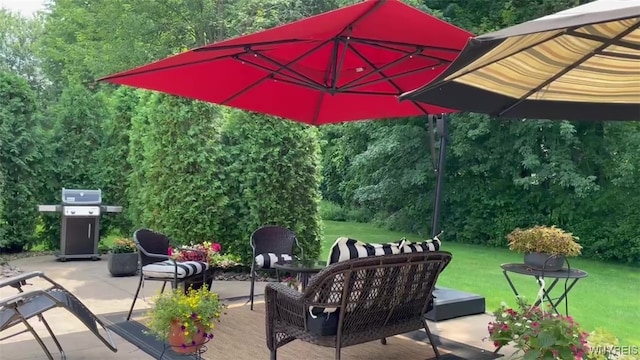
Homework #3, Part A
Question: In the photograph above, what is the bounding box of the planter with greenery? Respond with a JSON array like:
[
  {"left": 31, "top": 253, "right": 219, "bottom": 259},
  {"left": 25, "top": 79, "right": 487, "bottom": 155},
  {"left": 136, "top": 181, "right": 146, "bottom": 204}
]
[
  {"left": 146, "top": 286, "right": 225, "bottom": 354},
  {"left": 488, "top": 297, "right": 590, "bottom": 359},
  {"left": 107, "top": 238, "right": 138, "bottom": 277},
  {"left": 507, "top": 226, "right": 582, "bottom": 271}
]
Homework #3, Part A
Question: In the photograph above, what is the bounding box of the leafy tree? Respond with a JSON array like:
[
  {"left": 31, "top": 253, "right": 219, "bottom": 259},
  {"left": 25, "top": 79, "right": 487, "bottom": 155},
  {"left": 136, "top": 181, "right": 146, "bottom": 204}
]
[{"left": 0, "top": 9, "right": 46, "bottom": 90}]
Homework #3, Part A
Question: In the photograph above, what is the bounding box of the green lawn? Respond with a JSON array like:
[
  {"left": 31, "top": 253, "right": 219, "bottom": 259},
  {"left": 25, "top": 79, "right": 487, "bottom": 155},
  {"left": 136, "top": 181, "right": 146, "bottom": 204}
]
[{"left": 321, "top": 220, "right": 640, "bottom": 346}]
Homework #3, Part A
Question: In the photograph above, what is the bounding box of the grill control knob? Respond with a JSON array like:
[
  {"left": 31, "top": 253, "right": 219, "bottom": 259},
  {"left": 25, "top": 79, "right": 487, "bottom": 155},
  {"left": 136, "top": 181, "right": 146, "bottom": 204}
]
[
  {"left": 88, "top": 209, "right": 93, "bottom": 214},
  {"left": 70, "top": 210, "right": 75, "bottom": 214}
]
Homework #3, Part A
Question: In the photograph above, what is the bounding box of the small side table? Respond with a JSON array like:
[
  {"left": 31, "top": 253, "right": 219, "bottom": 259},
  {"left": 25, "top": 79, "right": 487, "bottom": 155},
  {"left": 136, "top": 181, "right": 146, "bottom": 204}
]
[
  {"left": 500, "top": 263, "right": 588, "bottom": 315},
  {"left": 274, "top": 260, "right": 325, "bottom": 290}
]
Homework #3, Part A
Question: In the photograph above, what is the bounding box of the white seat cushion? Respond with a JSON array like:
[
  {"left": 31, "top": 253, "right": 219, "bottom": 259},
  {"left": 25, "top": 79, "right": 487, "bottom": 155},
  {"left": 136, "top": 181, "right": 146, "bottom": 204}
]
[
  {"left": 255, "top": 253, "right": 293, "bottom": 269},
  {"left": 142, "top": 260, "right": 208, "bottom": 279}
]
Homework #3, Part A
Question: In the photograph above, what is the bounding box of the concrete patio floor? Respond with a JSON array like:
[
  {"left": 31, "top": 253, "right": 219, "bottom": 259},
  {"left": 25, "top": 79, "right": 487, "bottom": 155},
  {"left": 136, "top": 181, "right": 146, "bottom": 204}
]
[{"left": 0, "top": 255, "right": 513, "bottom": 359}]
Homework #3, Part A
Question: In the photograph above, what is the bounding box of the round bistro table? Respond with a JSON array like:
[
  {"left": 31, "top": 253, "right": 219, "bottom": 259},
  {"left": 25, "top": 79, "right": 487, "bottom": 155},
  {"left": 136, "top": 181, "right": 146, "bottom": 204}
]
[{"left": 500, "top": 263, "right": 588, "bottom": 315}]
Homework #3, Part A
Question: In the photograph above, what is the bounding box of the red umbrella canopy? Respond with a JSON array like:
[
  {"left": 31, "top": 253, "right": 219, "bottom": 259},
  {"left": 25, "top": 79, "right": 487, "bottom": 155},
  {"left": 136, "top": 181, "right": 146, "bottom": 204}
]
[{"left": 99, "top": 0, "right": 473, "bottom": 125}]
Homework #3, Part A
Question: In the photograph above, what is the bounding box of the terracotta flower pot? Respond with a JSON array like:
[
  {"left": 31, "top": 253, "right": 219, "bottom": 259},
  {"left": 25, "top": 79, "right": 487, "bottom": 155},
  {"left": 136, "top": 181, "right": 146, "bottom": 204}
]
[{"left": 168, "top": 319, "right": 208, "bottom": 354}]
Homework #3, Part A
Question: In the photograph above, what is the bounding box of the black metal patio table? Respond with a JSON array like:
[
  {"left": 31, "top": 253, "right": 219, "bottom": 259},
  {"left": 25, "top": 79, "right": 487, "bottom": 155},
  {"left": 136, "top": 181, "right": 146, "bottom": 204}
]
[
  {"left": 500, "top": 263, "right": 588, "bottom": 315},
  {"left": 274, "top": 260, "right": 325, "bottom": 290}
]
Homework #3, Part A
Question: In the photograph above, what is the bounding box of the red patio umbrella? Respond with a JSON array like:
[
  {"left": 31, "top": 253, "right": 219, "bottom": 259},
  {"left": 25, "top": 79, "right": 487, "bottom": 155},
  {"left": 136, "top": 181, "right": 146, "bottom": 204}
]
[{"left": 99, "top": 0, "right": 473, "bottom": 125}]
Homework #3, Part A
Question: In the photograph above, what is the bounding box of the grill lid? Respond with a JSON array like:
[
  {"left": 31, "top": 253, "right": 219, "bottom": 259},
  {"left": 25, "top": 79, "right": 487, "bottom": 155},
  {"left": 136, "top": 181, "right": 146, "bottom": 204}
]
[{"left": 61, "top": 188, "right": 102, "bottom": 205}]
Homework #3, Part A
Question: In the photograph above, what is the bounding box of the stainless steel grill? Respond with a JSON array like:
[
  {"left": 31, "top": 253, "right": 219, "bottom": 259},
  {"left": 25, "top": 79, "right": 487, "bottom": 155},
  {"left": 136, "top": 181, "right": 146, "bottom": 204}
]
[{"left": 38, "top": 188, "right": 122, "bottom": 261}]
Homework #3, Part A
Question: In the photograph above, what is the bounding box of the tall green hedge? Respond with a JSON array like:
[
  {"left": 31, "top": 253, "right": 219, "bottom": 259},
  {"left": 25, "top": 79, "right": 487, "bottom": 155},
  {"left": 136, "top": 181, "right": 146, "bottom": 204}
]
[
  {"left": 0, "top": 72, "right": 42, "bottom": 250},
  {"left": 127, "top": 94, "right": 228, "bottom": 244},
  {"left": 217, "top": 109, "right": 322, "bottom": 263}
]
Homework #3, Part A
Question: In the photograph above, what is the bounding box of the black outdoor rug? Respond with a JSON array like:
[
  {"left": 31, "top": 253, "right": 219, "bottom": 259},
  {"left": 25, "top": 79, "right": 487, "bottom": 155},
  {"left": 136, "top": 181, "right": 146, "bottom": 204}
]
[{"left": 102, "top": 306, "right": 502, "bottom": 360}]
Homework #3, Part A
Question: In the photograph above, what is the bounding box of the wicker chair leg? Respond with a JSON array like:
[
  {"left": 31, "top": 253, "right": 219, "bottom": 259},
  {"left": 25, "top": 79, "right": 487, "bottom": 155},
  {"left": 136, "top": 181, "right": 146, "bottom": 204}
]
[
  {"left": 270, "top": 349, "right": 277, "bottom": 360},
  {"left": 250, "top": 264, "right": 256, "bottom": 311},
  {"left": 422, "top": 318, "right": 441, "bottom": 360},
  {"left": 380, "top": 338, "right": 387, "bottom": 345},
  {"left": 335, "top": 346, "right": 341, "bottom": 360},
  {"left": 127, "top": 274, "right": 144, "bottom": 321}
]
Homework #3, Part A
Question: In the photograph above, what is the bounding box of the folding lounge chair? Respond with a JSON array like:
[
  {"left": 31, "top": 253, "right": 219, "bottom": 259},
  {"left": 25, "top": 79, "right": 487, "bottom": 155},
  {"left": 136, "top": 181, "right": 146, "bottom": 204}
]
[{"left": 0, "top": 271, "right": 117, "bottom": 360}]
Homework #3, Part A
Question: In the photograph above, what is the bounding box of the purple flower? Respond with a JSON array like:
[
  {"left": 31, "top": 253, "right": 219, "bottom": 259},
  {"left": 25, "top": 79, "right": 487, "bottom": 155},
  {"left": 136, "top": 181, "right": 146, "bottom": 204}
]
[
  {"left": 191, "top": 340, "right": 196, "bottom": 345},
  {"left": 191, "top": 312, "right": 198, "bottom": 318},
  {"left": 181, "top": 344, "right": 186, "bottom": 348},
  {"left": 208, "top": 333, "right": 214, "bottom": 339},
  {"left": 181, "top": 325, "right": 186, "bottom": 330}
]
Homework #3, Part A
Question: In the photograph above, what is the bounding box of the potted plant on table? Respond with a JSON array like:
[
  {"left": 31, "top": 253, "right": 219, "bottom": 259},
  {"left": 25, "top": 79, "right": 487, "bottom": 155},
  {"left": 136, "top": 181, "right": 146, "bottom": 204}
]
[
  {"left": 171, "top": 241, "right": 242, "bottom": 289},
  {"left": 146, "top": 286, "right": 226, "bottom": 354},
  {"left": 507, "top": 225, "right": 582, "bottom": 271},
  {"left": 488, "top": 297, "right": 590, "bottom": 359},
  {"left": 107, "top": 238, "right": 138, "bottom": 277}
]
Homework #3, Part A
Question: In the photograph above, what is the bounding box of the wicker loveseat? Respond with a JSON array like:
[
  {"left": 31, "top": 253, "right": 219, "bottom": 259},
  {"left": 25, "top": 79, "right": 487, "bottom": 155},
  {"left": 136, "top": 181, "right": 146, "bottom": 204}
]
[{"left": 265, "top": 251, "right": 452, "bottom": 360}]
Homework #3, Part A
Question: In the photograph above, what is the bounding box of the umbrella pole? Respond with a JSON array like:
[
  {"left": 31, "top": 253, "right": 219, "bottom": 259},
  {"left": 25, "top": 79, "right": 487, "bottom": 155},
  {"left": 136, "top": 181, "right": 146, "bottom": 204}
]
[{"left": 430, "top": 114, "right": 449, "bottom": 238}]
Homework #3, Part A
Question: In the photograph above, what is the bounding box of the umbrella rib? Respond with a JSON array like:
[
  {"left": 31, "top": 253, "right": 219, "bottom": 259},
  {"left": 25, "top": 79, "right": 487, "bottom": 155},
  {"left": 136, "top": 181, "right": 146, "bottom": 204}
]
[
  {"left": 565, "top": 30, "right": 640, "bottom": 51},
  {"left": 192, "top": 38, "right": 307, "bottom": 52},
  {"left": 235, "top": 56, "right": 325, "bottom": 90},
  {"left": 342, "top": 65, "right": 447, "bottom": 91},
  {"left": 221, "top": 40, "right": 331, "bottom": 104},
  {"left": 348, "top": 37, "right": 462, "bottom": 54},
  {"left": 248, "top": 51, "right": 324, "bottom": 88},
  {"left": 97, "top": 54, "right": 237, "bottom": 81},
  {"left": 350, "top": 39, "right": 452, "bottom": 63},
  {"left": 497, "top": 19, "right": 640, "bottom": 117},
  {"left": 270, "top": 77, "right": 330, "bottom": 92},
  {"left": 347, "top": 44, "right": 430, "bottom": 115},
  {"left": 339, "top": 49, "right": 431, "bottom": 90},
  {"left": 599, "top": 51, "right": 640, "bottom": 60}
]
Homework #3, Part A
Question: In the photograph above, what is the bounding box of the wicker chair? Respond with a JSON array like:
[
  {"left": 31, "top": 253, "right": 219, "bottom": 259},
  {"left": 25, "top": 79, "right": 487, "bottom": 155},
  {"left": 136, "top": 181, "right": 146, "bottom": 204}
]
[
  {"left": 265, "top": 251, "right": 452, "bottom": 360},
  {"left": 250, "top": 225, "right": 302, "bottom": 310},
  {"left": 126, "top": 228, "right": 207, "bottom": 321}
]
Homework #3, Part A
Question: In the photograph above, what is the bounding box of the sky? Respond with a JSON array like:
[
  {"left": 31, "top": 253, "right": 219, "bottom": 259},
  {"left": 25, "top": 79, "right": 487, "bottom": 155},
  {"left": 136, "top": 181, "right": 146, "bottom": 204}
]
[{"left": 0, "top": 0, "right": 46, "bottom": 16}]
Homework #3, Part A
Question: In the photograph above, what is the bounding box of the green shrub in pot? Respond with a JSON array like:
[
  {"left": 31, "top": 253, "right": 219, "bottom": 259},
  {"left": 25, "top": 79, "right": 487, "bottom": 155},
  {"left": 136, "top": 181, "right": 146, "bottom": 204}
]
[
  {"left": 507, "top": 226, "right": 582, "bottom": 270},
  {"left": 108, "top": 238, "right": 138, "bottom": 276}
]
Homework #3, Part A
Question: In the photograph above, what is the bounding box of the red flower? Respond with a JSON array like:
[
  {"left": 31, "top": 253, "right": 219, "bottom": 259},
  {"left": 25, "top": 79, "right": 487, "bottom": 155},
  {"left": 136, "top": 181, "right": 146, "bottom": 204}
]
[
  {"left": 211, "top": 242, "right": 222, "bottom": 253},
  {"left": 168, "top": 247, "right": 173, "bottom": 256}
]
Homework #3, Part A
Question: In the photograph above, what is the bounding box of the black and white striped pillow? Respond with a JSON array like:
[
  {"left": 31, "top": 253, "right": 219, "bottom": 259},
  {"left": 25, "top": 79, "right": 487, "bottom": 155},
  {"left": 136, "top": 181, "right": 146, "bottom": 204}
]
[
  {"left": 399, "top": 235, "right": 441, "bottom": 253},
  {"left": 255, "top": 253, "right": 293, "bottom": 269},
  {"left": 326, "top": 237, "right": 405, "bottom": 265}
]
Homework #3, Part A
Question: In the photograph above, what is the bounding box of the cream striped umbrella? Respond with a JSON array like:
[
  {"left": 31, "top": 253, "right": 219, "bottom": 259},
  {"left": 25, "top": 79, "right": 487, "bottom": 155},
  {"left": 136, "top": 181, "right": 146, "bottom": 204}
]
[{"left": 400, "top": 0, "right": 640, "bottom": 121}]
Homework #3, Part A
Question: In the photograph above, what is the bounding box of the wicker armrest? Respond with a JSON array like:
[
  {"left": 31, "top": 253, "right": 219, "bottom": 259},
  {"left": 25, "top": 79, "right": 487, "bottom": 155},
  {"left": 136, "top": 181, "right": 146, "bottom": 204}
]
[{"left": 265, "top": 283, "right": 306, "bottom": 323}]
